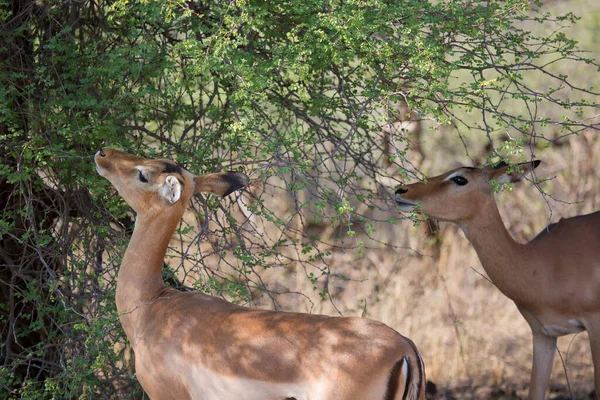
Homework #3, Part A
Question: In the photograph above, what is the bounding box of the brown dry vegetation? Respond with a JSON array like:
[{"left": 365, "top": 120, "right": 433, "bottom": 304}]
[{"left": 356, "top": 130, "right": 600, "bottom": 399}]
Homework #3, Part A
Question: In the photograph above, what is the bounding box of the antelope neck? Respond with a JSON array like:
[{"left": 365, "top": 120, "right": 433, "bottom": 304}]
[
  {"left": 459, "top": 198, "right": 535, "bottom": 303},
  {"left": 116, "top": 207, "right": 182, "bottom": 325}
]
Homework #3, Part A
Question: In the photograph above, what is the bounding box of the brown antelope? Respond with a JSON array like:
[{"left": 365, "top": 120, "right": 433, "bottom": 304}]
[
  {"left": 95, "top": 148, "right": 425, "bottom": 400},
  {"left": 394, "top": 160, "right": 600, "bottom": 399}
]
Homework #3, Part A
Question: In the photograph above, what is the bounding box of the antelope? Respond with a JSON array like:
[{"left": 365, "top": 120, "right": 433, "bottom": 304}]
[
  {"left": 394, "top": 160, "right": 600, "bottom": 399},
  {"left": 95, "top": 148, "right": 426, "bottom": 400}
]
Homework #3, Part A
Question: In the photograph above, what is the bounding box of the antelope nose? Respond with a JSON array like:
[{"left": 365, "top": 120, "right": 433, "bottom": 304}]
[
  {"left": 98, "top": 148, "right": 106, "bottom": 157},
  {"left": 395, "top": 187, "right": 408, "bottom": 195}
]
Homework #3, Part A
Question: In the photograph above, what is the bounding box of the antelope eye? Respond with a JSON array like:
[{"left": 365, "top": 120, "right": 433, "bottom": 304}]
[
  {"left": 450, "top": 176, "right": 468, "bottom": 186},
  {"left": 138, "top": 170, "right": 148, "bottom": 183}
]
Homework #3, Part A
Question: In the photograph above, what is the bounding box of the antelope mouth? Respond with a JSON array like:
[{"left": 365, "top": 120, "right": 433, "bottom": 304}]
[
  {"left": 394, "top": 195, "right": 416, "bottom": 212},
  {"left": 94, "top": 151, "right": 107, "bottom": 176}
]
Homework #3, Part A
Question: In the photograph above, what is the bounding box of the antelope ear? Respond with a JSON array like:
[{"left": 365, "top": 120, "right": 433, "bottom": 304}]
[
  {"left": 194, "top": 171, "right": 249, "bottom": 197},
  {"left": 485, "top": 160, "right": 541, "bottom": 184},
  {"left": 161, "top": 176, "right": 182, "bottom": 204}
]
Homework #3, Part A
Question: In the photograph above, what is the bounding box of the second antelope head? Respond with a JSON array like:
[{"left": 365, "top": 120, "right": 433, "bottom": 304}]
[{"left": 394, "top": 160, "right": 540, "bottom": 223}]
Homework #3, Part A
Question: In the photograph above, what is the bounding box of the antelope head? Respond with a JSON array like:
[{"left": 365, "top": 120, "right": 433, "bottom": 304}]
[
  {"left": 394, "top": 160, "right": 540, "bottom": 223},
  {"left": 95, "top": 148, "right": 249, "bottom": 215}
]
